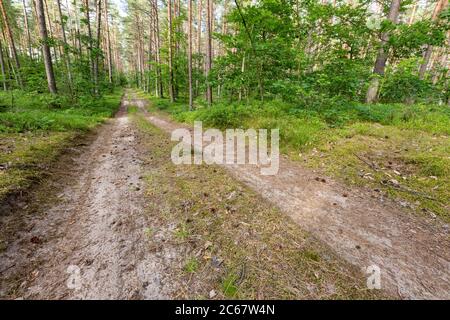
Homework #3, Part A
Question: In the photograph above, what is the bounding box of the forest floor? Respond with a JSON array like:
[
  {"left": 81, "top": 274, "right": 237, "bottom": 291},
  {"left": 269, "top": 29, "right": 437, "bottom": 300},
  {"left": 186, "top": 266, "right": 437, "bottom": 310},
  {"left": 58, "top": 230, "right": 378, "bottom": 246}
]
[
  {"left": 134, "top": 91, "right": 449, "bottom": 299},
  {"left": 0, "top": 90, "right": 448, "bottom": 299},
  {"left": 1, "top": 91, "right": 380, "bottom": 299}
]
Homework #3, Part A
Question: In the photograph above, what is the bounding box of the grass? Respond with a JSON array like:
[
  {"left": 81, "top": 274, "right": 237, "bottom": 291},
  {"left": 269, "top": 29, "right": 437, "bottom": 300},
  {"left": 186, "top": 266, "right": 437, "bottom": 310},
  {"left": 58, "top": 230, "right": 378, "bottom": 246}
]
[
  {"left": 132, "top": 111, "right": 383, "bottom": 299},
  {"left": 184, "top": 257, "right": 199, "bottom": 273},
  {"left": 0, "top": 90, "right": 122, "bottom": 133},
  {"left": 139, "top": 91, "right": 449, "bottom": 222},
  {"left": 221, "top": 273, "right": 239, "bottom": 298},
  {"left": 0, "top": 89, "right": 123, "bottom": 200},
  {"left": 174, "top": 222, "right": 190, "bottom": 241}
]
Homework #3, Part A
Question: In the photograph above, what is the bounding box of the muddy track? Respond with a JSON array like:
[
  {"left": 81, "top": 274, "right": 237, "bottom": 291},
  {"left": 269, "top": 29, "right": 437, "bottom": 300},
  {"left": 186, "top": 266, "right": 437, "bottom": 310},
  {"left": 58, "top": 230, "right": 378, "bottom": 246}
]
[
  {"left": 131, "top": 93, "right": 450, "bottom": 300},
  {"left": 0, "top": 95, "right": 177, "bottom": 299}
]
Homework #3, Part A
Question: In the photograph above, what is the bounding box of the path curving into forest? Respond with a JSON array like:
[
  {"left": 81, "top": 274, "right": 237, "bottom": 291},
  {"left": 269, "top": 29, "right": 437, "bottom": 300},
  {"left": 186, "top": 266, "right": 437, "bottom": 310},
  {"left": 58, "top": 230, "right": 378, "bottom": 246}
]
[{"left": 130, "top": 92, "right": 450, "bottom": 300}]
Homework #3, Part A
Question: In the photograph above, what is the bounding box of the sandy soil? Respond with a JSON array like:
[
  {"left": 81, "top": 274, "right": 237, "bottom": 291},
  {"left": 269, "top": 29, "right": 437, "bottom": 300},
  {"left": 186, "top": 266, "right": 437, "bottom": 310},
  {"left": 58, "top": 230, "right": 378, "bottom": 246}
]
[
  {"left": 132, "top": 94, "right": 450, "bottom": 300},
  {"left": 1, "top": 91, "right": 448, "bottom": 300},
  {"left": 0, "top": 96, "right": 178, "bottom": 299}
]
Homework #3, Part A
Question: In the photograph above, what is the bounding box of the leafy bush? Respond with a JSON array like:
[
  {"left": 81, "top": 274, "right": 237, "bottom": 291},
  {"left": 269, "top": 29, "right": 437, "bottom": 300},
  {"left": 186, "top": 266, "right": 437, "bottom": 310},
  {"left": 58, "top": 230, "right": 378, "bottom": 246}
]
[
  {"left": 380, "top": 59, "right": 434, "bottom": 103},
  {"left": 0, "top": 90, "right": 122, "bottom": 133}
]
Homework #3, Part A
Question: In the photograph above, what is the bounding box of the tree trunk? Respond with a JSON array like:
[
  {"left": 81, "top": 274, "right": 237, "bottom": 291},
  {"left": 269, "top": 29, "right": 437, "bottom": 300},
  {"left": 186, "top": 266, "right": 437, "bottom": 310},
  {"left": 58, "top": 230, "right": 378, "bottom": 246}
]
[
  {"left": 195, "top": 0, "right": 202, "bottom": 97},
  {"left": 0, "top": 0, "right": 23, "bottom": 88},
  {"left": 365, "top": 0, "right": 401, "bottom": 103},
  {"left": 104, "top": 0, "right": 113, "bottom": 84},
  {"left": 418, "top": 0, "right": 448, "bottom": 79},
  {"left": 22, "top": 0, "right": 32, "bottom": 59},
  {"left": 73, "top": 0, "right": 83, "bottom": 56},
  {"left": 205, "top": 0, "right": 212, "bottom": 106},
  {"left": 36, "top": 0, "right": 57, "bottom": 93},
  {"left": 56, "top": 0, "right": 73, "bottom": 93},
  {"left": 0, "top": 38, "right": 7, "bottom": 90},
  {"left": 234, "top": 0, "right": 264, "bottom": 101},
  {"left": 43, "top": 0, "right": 58, "bottom": 64},
  {"left": 408, "top": 3, "right": 417, "bottom": 25},
  {"left": 0, "top": 27, "right": 14, "bottom": 85},
  {"left": 188, "top": 0, "right": 193, "bottom": 110},
  {"left": 94, "top": 0, "right": 102, "bottom": 95},
  {"left": 167, "top": 0, "right": 174, "bottom": 102},
  {"left": 147, "top": 7, "right": 153, "bottom": 93},
  {"left": 154, "top": 0, "right": 163, "bottom": 97},
  {"left": 84, "top": 0, "right": 94, "bottom": 89}
]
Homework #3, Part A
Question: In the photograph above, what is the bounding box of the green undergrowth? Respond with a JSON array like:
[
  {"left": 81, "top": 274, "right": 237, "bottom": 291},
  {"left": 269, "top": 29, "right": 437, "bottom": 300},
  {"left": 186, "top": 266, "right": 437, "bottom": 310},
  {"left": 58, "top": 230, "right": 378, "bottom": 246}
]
[
  {"left": 132, "top": 111, "right": 385, "bottom": 299},
  {"left": 0, "top": 90, "right": 123, "bottom": 133},
  {"left": 139, "top": 90, "right": 449, "bottom": 222},
  {"left": 0, "top": 89, "right": 123, "bottom": 200}
]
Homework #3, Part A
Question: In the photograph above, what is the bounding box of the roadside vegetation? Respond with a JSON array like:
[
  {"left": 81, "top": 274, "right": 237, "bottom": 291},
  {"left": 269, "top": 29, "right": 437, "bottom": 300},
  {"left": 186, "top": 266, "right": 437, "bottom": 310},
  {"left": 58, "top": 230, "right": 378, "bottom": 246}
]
[
  {"left": 0, "top": 90, "right": 122, "bottom": 200},
  {"left": 0, "top": 0, "right": 124, "bottom": 202},
  {"left": 125, "top": 0, "right": 449, "bottom": 223},
  {"left": 132, "top": 111, "right": 384, "bottom": 299},
  {"left": 140, "top": 91, "right": 450, "bottom": 223},
  {"left": 0, "top": 0, "right": 447, "bottom": 220}
]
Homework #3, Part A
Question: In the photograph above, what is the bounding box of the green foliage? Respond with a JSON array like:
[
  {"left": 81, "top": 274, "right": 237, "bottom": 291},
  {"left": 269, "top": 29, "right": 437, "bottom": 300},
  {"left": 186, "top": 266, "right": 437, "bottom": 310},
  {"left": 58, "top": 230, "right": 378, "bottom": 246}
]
[
  {"left": 380, "top": 59, "right": 434, "bottom": 103},
  {"left": 184, "top": 257, "right": 199, "bottom": 273},
  {"left": 221, "top": 272, "right": 239, "bottom": 298},
  {"left": 0, "top": 90, "right": 122, "bottom": 133}
]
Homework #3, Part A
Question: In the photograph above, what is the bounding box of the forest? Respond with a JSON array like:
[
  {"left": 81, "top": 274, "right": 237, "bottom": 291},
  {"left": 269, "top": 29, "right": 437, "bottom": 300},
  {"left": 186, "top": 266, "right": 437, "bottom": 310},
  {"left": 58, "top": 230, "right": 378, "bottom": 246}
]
[
  {"left": 0, "top": 0, "right": 447, "bottom": 104},
  {"left": 0, "top": 0, "right": 449, "bottom": 301}
]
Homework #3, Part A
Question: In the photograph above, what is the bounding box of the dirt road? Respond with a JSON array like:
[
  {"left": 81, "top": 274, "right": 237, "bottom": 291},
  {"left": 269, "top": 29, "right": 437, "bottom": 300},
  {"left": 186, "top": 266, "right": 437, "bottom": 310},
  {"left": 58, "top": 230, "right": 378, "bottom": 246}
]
[
  {"left": 0, "top": 96, "right": 177, "bottom": 299},
  {"left": 130, "top": 94, "right": 450, "bottom": 300},
  {"left": 1, "top": 92, "right": 448, "bottom": 299}
]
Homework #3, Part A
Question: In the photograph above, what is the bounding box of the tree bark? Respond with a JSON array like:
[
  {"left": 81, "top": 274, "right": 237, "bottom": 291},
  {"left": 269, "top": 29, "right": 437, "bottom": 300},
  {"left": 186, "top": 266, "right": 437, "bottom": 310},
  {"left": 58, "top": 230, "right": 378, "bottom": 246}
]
[
  {"left": 418, "top": 0, "right": 448, "bottom": 79},
  {"left": 56, "top": 0, "right": 73, "bottom": 93},
  {"left": 43, "top": 0, "right": 58, "bottom": 63},
  {"left": 36, "top": 0, "right": 57, "bottom": 93},
  {"left": 94, "top": 0, "right": 102, "bottom": 95},
  {"left": 0, "top": 0, "right": 23, "bottom": 88},
  {"left": 365, "top": 0, "right": 401, "bottom": 103},
  {"left": 408, "top": 3, "right": 417, "bottom": 25},
  {"left": 104, "top": 0, "right": 113, "bottom": 84},
  {"left": 73, "top": 0, "right": 83, "bottom": 56},
  {"left": 22, "top": 0, "right": 33, "bottom": 59},
  {"left": 167, "top": 0, "right": 175, "bottom": 102},
  {"left": 205, "top": 0, "right": 212, "bottom": 106},
  {"left": 84, "top": 0, "right": 94, "bottom": 89},
  {"left": 151, "top": 0, "right": 163, "bottom": 97},
  {"left": 188, "top": 0, "right": 193, "bottom": 110},
  {"left": 195, "top": 0, "right": 202, "bottom": 97},
  {"left": 0, "top": 38, "right": 7, "bottom": 90}
]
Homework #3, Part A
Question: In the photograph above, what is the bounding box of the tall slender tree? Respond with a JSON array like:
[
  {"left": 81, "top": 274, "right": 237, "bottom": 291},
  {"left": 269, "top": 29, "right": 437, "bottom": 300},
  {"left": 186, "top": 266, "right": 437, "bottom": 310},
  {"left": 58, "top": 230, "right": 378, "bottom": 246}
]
[
  {"left": 36, "top": 0, "right": 57, "bottom": 93},
  {"left": 104, "top": 0, "right": 113, "bottom": 84},
  {"left": 0, "top": 38, "right": 7, "bottom": 90},
  {"left": 366, "top": 0, "right": 401, "bottom": 103},
  {"left": 22, "top": 0, "right": 32, "bottom": 59},
  {"left": 195, "top": 0, "right": 202, "bottom": 97},
  {"left": 152, "top": 0, "right": 163, "bottom": 97},
  {"left": 57, "top": 0, "right": 73, "bottom": 93},
  {"left": 84, "top": 0, "right": 94, "bottom": 89},
  {"left": 93, "top": 0, "right": 102, "bottom": 95},
  {"left": 188, "top": 0, "right": 193, "bottom": 110},
  {"left": 167, "top": 0, "right": 174, "bottom": 102},
  {"left": 205, "top": 0, "right": 212, "bottom": 106},
  {"left": 0, "top": 0, "right": 23, "bottom": 88},
  {"left": 419, "top": 0, "right": 448, "bottom": 79}
]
